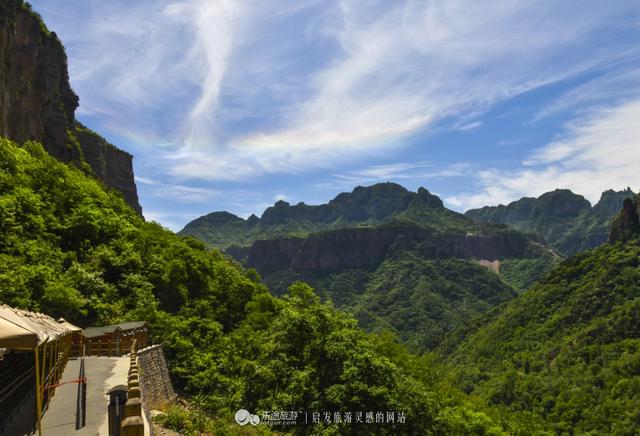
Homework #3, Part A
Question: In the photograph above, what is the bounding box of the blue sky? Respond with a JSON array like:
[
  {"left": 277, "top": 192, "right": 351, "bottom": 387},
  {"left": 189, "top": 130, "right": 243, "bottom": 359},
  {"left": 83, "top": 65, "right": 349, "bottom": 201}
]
[{"left": 31, "top": 0, "right": 640, "bottom": 231}]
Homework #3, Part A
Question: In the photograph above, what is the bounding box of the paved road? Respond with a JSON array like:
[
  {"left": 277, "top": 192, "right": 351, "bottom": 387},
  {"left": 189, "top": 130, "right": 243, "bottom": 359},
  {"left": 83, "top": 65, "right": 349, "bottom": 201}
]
[{"left": 41, "top": 356, "right": 130, "bottom": 435}]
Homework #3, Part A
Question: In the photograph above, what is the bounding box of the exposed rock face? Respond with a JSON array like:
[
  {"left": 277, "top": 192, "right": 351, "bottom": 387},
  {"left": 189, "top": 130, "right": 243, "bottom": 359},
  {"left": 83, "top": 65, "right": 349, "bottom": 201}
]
[
  {"left": 0, "top": 1, "right": 141, "bottom": 213},
  {"left": 466, "top": 189, "right": 591, "bottom": 224},
  {"left": 74, "top": 126, "right": 141, "bottom": 213},
  {"left": 608, "top": 196, "right": 640, "bottom": 243},
  {"left": 245, "top": 225, "right": 530, "bottom": 275}
]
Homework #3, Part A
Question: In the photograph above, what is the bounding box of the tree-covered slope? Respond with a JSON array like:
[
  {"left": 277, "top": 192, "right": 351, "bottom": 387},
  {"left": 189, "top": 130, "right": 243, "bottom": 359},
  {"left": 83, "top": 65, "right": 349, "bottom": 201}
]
[
  {"left": 0, "top": 138, "right": 502, "bottom": 434},
  {"left": 446, "top": 195, "right": 640, "bottom": 433},
  {"left": 465, "top": 188, "right": 636, "bottom": 256}
]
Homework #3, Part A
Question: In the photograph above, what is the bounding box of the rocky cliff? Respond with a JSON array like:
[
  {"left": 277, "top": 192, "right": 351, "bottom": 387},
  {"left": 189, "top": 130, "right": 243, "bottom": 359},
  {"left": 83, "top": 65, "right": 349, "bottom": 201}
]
[
  {"left": 0, "top": 1, "right": 141, "bottom": 213},
  {"left": 245, "top": 224, "right": 531, "bottom": 275}
]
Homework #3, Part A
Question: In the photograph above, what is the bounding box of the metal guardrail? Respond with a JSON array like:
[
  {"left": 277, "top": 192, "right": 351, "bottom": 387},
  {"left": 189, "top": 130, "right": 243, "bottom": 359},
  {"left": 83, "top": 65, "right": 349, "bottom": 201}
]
[{"left": 75, "top": 357, "right": 86, "bottom": 430}]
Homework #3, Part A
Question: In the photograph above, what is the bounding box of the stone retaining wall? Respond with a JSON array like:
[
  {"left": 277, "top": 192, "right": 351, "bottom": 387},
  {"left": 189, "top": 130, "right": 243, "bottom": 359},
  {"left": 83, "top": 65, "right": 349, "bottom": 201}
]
[{"left": 137, "top": 345, "right": 176, "bottom": 410}]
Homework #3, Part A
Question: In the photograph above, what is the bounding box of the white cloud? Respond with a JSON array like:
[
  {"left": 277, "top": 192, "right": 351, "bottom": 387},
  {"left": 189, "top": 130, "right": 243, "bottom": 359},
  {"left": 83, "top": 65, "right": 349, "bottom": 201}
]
[
  {"left": 447, "top": 99, "right": 640, "bottom": 210},
  {"left": 232, "top": 0, "right": 632, "bottom": 159},
  {"left": 135, "top": 176, "right": 219, "bottom": 203},
  {"left": 45, "top": 0, "right": 244, "bottom": 146},
  {"left": 169, "top": 0, "right": 243, "bottom": 147},
  {"left": 455, "top": 121, "right": 483, "bottom": 131},
  {"left": 317, "top": 161, "right": 470, "bottom": 190},
  {"left": 531, "top": 68, "right": 640, "bottom": 123}
]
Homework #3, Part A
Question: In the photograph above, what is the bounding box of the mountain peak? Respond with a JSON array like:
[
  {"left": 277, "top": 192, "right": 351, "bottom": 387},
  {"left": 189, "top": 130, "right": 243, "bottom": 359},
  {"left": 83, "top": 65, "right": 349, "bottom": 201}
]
[
  {"left": 180, "top": 183, "right": 452, "bottom": 247},
  {"left": 465, "top": 187, "right": 635, "bottom": 255},
  {"left": 183, "top": 211, "right": 243, "bottom": 229},
  {"left": 412, "top": 186, "right": 444, "bottom": 209},
  {"left": 594, "top": 188, "right": 637, "bottom": 214},
  {"left": 533, "top": 189, "right": 591, "bottom": 218}
]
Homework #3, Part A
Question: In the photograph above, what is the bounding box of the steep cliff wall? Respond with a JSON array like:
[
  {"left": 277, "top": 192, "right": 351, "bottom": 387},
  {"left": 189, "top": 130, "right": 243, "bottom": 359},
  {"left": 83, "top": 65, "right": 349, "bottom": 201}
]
[
  {"left": 0, "top": 1, "right": 141, "bottom": 213},
  {"left": 245, "top": 225, "right": 531, "bottom": 275}
]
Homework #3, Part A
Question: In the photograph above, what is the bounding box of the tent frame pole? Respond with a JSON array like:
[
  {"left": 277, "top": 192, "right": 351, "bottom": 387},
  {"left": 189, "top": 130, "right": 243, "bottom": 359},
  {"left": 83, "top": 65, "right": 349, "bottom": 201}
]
[
  {"left": 41, "top": 342, "right": 47, "bottom": 392},
  {"left": 34, "top": 344, "right": 43, "bottom": 436}
]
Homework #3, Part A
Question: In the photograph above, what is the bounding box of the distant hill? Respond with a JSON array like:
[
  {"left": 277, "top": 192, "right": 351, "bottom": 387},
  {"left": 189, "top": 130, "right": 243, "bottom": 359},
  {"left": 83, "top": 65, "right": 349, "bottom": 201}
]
[
  {"left": 465, "top": 188, "right": 635, "bottom": 255},
  {"left": 445, "top": 193, "right": 640, "bottom": 433},
  {"left": 182, "top": 183, "right": 558, "bottom": 350}
]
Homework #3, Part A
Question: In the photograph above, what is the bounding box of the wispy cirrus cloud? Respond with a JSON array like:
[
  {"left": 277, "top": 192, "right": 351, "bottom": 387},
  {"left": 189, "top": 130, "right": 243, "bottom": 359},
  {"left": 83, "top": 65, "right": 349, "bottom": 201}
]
[
  {"left": 37, "top": 0, "right": 640, "bottom": 182},
  {"left": 135, "top": 176, "right": 219, "bottom": 203},
  {"left": 39, "top": 0, "right": 245, "bottom": 145},
  {"left": 447, "top": 98, "right": 640, "bottom": 210},
  {"left": 531, "top": 68, "right": 640, "bottom": 123},
  {"left": 316, "top": 161, "right": 470, "bottom": 190},
  {"left": 229, "top": 0, "right": 638, "bottom": 169}
]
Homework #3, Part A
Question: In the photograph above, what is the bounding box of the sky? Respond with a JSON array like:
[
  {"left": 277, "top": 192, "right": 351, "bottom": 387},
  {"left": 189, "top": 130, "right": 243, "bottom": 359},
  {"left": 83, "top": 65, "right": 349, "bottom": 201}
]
[{"left": 31, "top": 0, "right": 640, "bottom": 231}]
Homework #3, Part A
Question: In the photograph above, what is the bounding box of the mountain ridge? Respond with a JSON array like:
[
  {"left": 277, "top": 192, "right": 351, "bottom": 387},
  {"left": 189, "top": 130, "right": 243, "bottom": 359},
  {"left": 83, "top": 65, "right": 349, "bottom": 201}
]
[
  {"left": 180, "top": 183, "right": 447, "bottom": 248},
  {"left": 465, "top": 188, "right": 636, "bottom": 255}
]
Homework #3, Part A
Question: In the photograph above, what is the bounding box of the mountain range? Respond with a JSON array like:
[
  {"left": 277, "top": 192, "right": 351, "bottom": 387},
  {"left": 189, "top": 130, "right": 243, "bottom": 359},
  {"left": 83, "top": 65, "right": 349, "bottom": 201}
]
[
  {"left": 465, "top": 188, "right": 635, "bottom": 255},
  {"left": 181, "top": 183, "right": 558, "bottom": 349}
]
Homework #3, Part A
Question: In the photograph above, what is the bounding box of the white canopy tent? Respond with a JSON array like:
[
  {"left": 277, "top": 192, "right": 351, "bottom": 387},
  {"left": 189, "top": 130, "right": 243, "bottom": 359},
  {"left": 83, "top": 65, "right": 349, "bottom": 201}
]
[
  {"left": 0, "top": 305, "right": 77, "bottom": 348},
  {"left": 0, "top": 305, "right": 82, "bottom": 435}
]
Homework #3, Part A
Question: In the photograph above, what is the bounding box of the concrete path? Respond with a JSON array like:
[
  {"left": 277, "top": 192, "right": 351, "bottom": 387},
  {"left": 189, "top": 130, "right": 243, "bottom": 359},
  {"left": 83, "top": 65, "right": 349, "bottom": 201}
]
[{"left": 41, "top": 356, "right": 129, "bottom": 436}]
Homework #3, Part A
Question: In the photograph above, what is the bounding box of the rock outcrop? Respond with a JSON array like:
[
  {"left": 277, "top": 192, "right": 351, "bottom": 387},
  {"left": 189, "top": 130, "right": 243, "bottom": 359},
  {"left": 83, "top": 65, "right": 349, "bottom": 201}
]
[
  {"left": 608, "top": 196, "right": 640, "bottom": 243},
  {"left": 0, "top": 1, "right": 141, "bottom": 213}
]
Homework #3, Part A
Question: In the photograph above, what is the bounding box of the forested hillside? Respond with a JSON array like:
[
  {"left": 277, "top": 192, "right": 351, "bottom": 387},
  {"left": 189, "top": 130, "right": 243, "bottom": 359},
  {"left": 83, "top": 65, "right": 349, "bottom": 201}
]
[
  {"left": 445, "top": 194, "right": 640, "bottom": 433},
  {"left": 465, "top": 188, "right": 635, "bottom": 256},
  {"left": 0, "top": 138, "right": 500, "bottom": 434},
  {"left": 183, "top": 183, "right": 557, "bottom": 351}
]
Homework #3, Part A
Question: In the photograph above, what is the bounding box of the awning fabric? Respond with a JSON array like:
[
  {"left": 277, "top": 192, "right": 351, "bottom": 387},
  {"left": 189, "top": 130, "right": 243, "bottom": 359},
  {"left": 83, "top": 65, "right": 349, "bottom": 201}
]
[
  {"left": 0, "top": 305, "right": 72, "bottom": 349},
  {"left": 0, "top": 316, "right": 38, "bottom": 349},
  {"left": 57, "top": 318, "right": 82, "bottom": 333}
]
